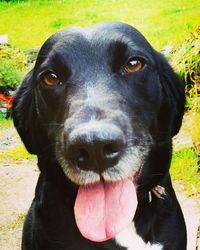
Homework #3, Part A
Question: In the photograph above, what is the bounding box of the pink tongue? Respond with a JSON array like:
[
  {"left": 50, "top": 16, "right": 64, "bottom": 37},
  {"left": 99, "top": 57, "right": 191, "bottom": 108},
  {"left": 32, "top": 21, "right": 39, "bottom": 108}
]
[{"left": 74, "top": 179, "right": 137, "bottom": 242}]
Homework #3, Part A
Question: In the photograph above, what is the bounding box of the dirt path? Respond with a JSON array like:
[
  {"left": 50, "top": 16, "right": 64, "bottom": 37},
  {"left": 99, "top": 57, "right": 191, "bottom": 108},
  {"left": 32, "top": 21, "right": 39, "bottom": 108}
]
[
  {"left": 0, "top": 162, "right": 199, "bottom": 250},
  {"left": 174, "top": 182, "right": 200, "bottom": 250},
  {"left": 0, "top": 163, "right": 38, "bottom": 250}
]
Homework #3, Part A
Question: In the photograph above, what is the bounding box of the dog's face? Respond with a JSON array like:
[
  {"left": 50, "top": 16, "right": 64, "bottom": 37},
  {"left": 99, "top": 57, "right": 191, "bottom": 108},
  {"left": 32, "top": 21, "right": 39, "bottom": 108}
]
[{"left": 13, "top": 22, "right": 185, "bottom": 191}]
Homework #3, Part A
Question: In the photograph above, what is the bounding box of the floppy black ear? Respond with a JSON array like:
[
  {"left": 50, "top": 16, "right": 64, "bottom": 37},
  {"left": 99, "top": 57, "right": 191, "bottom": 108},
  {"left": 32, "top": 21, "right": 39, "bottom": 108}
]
[
  {"left": 12, "top": 70, "right": 46, "bottom": 154},
  {"left": 156, "top": 52, "right": 185, "bottom": 137}
]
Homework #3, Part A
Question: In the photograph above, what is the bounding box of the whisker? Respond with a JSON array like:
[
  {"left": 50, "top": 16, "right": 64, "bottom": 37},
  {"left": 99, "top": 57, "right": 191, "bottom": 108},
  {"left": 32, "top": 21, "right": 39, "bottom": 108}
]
[
  {"left": 151, "top": 173, "right": 164, "bottom": 176},
  {"left": 41, "top": 123, "right": 64, "bottom": 127}
]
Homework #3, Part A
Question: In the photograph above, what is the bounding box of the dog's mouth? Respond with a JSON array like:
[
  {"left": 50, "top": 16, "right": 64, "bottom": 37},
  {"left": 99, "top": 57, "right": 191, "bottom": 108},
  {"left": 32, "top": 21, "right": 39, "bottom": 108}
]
[
  {"left": 74, "top": 177, "right": 138, "bottom": 242},
  {"left": 56, "top": 122, "right": 151, "bottom": 242},
  {"left": 57, "top": 146, "right": 146, "bottom": 242},
  {"left": 56, "top": 136, "right": 148, "bottom": 242}
]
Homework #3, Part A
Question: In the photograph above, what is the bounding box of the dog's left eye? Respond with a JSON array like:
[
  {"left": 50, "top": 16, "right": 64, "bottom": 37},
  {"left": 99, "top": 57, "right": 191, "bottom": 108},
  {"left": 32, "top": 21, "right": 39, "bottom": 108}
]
[
  {"left": 42, "top": 72, "right": 61, "bottom": 86},
  {"left": 124, "top": 57, "right": 144, "bottom": 73}
]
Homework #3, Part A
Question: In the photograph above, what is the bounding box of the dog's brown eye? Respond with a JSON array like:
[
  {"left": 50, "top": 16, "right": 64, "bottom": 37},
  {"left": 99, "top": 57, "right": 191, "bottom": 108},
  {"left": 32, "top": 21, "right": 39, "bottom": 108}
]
[
  {"left": 42, "top": 72, "right": 60, "bottom": 86},
  {"left": 124, "top": 58, "right": 144, "bottom": 73}
]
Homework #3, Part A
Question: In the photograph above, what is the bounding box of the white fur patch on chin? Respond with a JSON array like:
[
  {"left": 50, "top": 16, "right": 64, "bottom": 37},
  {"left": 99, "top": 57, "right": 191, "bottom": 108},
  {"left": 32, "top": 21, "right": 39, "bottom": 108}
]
[{"left": 115, "top": 223, "right": 163, "bottom": 250}]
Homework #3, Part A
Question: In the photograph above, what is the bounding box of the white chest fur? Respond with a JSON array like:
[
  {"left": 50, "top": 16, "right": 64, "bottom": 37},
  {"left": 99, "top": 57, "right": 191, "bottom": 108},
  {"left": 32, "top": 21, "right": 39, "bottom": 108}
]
[{"left": 115, "top": 223, "right": 163, "bottom": 250}]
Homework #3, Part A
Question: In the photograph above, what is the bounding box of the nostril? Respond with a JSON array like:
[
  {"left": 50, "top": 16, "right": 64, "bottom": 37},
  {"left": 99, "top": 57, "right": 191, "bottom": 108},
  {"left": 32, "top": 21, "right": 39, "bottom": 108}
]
[
  {"left": 72, "top": 148, "right": 90, "bottom": 168},
  {"left": 103, "top": 141, "right": 123, "bottom": 159}
]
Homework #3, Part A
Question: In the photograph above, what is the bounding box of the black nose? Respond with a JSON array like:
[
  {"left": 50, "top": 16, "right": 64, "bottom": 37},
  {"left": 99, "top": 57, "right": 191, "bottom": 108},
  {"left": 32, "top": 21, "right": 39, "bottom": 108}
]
[{"left": 66, "top": 123, "right": 126, "bottom": 173}]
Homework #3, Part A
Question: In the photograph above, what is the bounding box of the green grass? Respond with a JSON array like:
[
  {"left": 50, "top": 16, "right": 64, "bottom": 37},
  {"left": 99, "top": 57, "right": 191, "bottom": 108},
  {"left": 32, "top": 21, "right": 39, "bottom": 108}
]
[
  {"left": 0, "top": 0, "right": 199, "bottom": 50},
  {"left": 0, "top": 146, "right": 35, "bottom": 164},
  {"left": 0, "top": 117, "right": 36, "bottom": 164},
  {"left": 171, "top": 147, "right": 200, "bottom": 196},
  {"left": 0, "top": 116, "right": 12, "bottom": 131},
  {"left": 0, "top": 144, "right": 36, "bottom": 164}
]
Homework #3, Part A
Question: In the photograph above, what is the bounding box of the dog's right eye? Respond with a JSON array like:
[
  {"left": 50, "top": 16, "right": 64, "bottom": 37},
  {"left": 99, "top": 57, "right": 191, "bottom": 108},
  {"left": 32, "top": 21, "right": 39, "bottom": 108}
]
[
  {"left": 42, "top": 72, "right": 61, "bottom": 86},
  {"left": 124, "top": 57, "right": 145, "bottom": 74}
]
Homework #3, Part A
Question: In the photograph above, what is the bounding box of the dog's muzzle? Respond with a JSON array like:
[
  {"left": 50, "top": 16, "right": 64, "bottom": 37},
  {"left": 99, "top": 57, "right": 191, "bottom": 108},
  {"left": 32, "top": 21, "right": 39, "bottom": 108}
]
[{"left": 65, "top": 122, "right": 126, "bottom": 173}]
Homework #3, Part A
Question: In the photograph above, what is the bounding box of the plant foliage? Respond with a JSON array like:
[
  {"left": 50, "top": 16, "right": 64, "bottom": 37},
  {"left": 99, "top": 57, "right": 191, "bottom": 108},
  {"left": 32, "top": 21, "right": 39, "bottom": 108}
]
[
  {"left": 170, "top": 27, "right": 200, "bottom": 99},
  {"left": 170, "top": 27, "right": 200, "bottom": 156},
  {"left": 0, "top": 45, "right": 27, "bottom": 94}
]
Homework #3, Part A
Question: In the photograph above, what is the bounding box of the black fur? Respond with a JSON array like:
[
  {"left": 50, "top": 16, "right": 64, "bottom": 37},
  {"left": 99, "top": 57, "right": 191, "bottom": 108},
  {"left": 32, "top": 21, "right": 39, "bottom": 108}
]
[{"left": 12, "top": 22, "right": 186, "bottom": 250}]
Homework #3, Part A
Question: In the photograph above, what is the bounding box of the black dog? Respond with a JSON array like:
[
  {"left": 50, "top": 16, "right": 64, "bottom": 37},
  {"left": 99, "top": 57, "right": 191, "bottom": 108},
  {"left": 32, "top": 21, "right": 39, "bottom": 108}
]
[{"left": 13, "top": 22, "right": 186, "bottom": 250}]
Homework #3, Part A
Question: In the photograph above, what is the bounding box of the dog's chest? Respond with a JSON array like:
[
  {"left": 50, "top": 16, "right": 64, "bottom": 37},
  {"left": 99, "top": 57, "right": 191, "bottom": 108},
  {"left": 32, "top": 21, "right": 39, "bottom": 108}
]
[{"left": 114, "top": 223, "right": 163, "bottom": 250}]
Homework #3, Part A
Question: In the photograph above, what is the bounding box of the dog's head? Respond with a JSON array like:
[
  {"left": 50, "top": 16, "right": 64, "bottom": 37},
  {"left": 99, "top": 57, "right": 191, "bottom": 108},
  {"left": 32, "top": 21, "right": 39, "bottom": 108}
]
[{"left": 13, "top": 22, "right": 185, "bottom": 191}]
